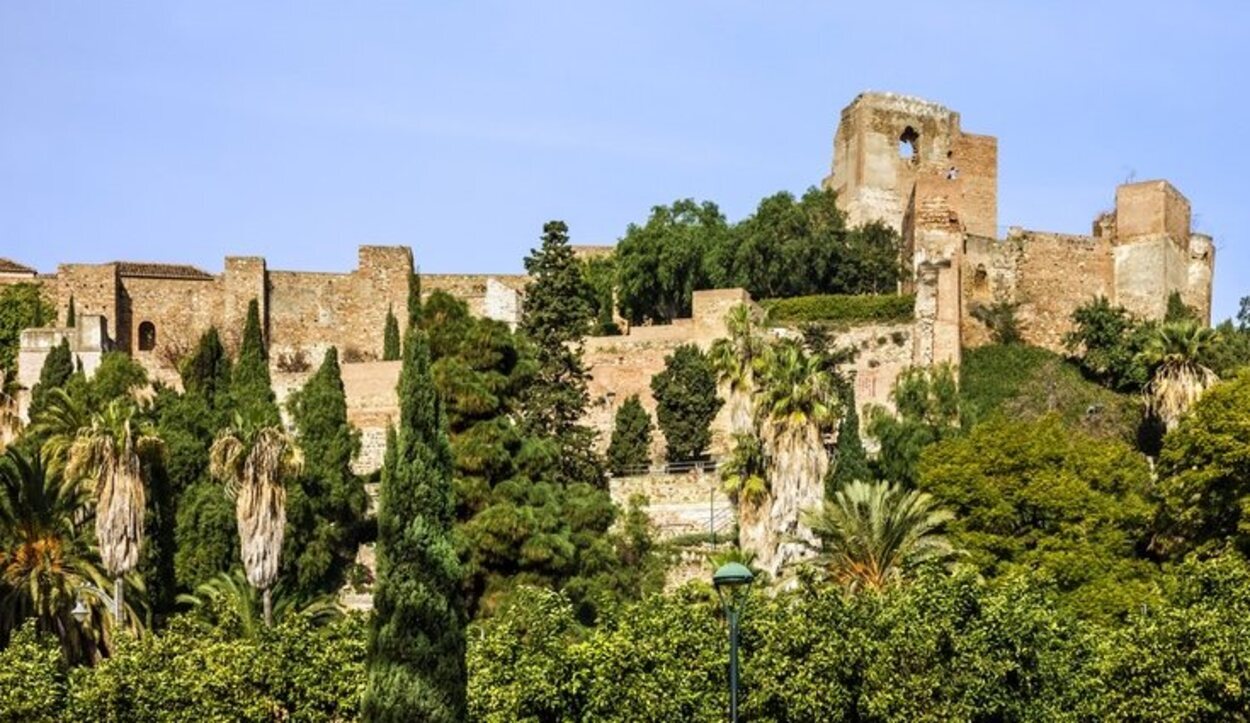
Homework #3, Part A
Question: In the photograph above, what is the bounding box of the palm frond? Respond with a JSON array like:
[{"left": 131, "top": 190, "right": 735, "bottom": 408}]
[{"left": 800, "top": 479, "right": 954, "bottom": 591}]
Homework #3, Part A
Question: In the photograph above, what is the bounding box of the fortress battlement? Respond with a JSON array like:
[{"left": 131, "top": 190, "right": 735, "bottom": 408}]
[{"left": 4, "top": 91, "right": 1217, "bottom": 469}]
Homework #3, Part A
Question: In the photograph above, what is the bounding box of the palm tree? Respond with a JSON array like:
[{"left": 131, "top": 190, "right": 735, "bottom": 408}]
[
  {"left": 27, "top": 386, "right": 92, "bottom": 474},
  {"left": 66, "top": 399, "right": 163, "bottom": 625},
  {"left": 0, "top": 447, "right": 109, "bottom": 662},
  {"left": 209, "top": 421, "right": 302, "bottom": 627},
  {"left": 801, "top": 479, "right": 953, "bottom": 591},
  {"left": 745, "top": 339, "right": 840, "bottom": 576},
  {"left": 177, "top": 570, "right": 341, "bottom": 638},
  {"left": 720, "top": 432, "right": 767, "bottom": 504},
  {"left": 709, "top": 304, "right": 765, "bottom": 435},
  {"left": 1137, "top": 321, "right": 1220, "bottom": 430},
  {"left": 0, "top": 370, "right": 20, "bottom": 450}
]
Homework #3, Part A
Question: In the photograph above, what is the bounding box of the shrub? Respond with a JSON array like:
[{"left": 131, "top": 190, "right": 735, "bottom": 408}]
[
  {"left": 961, "top": 343, "right": 1141, "bottom": 442},
  {"left": 763, "top": 293, "right": 914, "bottom": 325},
  {"left": 0, "top": 625, "right": 65, "bottom": 723}
]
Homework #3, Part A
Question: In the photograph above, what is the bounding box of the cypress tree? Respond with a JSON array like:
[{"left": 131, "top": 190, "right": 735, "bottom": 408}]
[
  {"left": 28, "top": 338, "right": 74, "bottom": 418},
  {"left": 382, "top": 306, "right": 401, "bottom": 361},
  {"left": 66, "top": 295, "right": 76, "bottom": 327},
  {"left": 231, "top": 299, "right": 279, "bottom": 427},
  {"left": 284, "top": 347, "right": 365, "bottom": 596},
  {"left": 181, "top": 327, "right": 232, "bottom": 409},
  {"left": 607, "top": 395, "right": 654, "bottom": 475},
  {"left": 826, "top": 380, "right": 871, "bottom": 496},
  {"left": 407, "top": 273, "right": 422, "bottom": 329},
  {"left": 364, "top": 326, "right": 466, "bottom": 722}
]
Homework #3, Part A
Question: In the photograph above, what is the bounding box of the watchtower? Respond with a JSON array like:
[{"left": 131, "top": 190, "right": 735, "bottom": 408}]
[{"left": 823, "top": 92, "right": 997, "bottom": 239}]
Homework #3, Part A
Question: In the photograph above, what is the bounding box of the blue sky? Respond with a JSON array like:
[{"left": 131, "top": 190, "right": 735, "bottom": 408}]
[{"left": 2, "top": 2, "right": 1245, "bottom": 320}]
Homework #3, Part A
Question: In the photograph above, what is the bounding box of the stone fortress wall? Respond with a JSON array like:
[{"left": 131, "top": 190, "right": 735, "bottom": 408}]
[
  {"left": 829, "top": 91, "right": 1214, "bottom": 365},
  {"left": 4, "top": 90, "right": 1218, "bottom": 478}
]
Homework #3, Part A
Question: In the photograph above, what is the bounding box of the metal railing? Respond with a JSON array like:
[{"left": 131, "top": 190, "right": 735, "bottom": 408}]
[{"left": 610, "top": 457, "right": 720, "bottom": 479}]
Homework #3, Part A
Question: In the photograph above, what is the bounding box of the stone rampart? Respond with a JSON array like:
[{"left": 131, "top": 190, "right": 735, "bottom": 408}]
[{"left": 609, "top": 470, "right": 731, "bottom": 540}]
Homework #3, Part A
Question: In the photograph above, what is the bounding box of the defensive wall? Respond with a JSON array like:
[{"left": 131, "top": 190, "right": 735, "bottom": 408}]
[{"left": 4, "top": 90, "right": 1220, "bottom": 522}]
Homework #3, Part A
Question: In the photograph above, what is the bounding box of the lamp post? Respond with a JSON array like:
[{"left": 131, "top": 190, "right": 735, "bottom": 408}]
[
  {"left": 70, "top": 585, "right": 117, "bottom": 626},
  {"left": 713, "top": 562, "right": 754, "bottom": 723}
]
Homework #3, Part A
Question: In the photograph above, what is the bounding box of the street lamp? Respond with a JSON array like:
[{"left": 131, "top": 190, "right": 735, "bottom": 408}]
[
  {"left": 713, "top": 562, "right": 754, "bottom": 723},
  {"left": 71, "top": 599, "right": 90, "bottom": 624}
]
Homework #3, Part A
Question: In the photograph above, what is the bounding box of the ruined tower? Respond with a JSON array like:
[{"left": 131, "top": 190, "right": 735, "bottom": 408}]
[
  {"left": 823, "top": 92, "right": 998, "bottom": 240},
  {"left": 825, "top": 92, "right": 999, "bottom": 368}
]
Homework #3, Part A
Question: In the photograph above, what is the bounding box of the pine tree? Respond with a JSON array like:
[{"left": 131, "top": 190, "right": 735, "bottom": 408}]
[
  {"left": 382, "top": 306, "right": 401, "bottom": 361},
  {"left": 231, "top": 299, "right": 279, "bottom": 427},
  {"left": 364, "top": 326, "right": 466, "bottom": 722},
  {"left": 518, "top": 221, "right": 602, "bottom": 486},
  {"left": 607, "top": 395, "right": 653, "bottom": 475},
  {"left": 28, "top": 338, "right": 74, "bottom": 418},
  {"left": 826, "top": 379, "right": 871, "bottom": 496},
  {"left": 651, "top": 344, "right": 723, "bottom": 461},
  {"left": 519, "top": 220, "right": 594, "bottom": 438},
  {"left": 284, "top": 348, "right": 365, "bottom": 597},
  {"left": 66, "top": 295, "right": 76, "bottom": 327}
]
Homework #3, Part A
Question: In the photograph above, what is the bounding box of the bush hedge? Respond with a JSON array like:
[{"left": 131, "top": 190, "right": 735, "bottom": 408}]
[{"left": 762, "top": 294, "right": 914, "bottom": 325}]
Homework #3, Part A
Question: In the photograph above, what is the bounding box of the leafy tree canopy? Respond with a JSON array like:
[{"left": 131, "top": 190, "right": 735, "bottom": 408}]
[
  {"left": 614, "top": 189, "right": 903, "bottom": 324},
  {"left": 918, "top": 415, "right": 1156, "bottom": 619},
  {"left": 0, "top": 283, "right": 52, "bottom": 377},
  {"left": 1154, "top": 370, "right": 1250, "bottom": 559},
  {"left": 615, "top": 199, "right": 726, "bottom": 324},
  {"left": 866, "top": 364, "right": 961, "bottom": 487}
]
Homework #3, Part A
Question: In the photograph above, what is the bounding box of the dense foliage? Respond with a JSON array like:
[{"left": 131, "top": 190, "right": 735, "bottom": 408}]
[
  {"left": 28, "top": 338, "right": 75, "bottom": 420},
  {"left": 615, "top": 189, "right": 904, "bottom": 324},
  {"left": 615, "top": 199, "right": 728, "bottom": 324},
  {"left": 826, "top": 381, "right": 870, "bottom": 493},
  {"left": 9, "top": 557, "right": 1250, "bottom": 721},
  {"left": 579, "top": 254, "right": 620, "bottom": 336},
  {"left": 231, "top": 299, "right": 279, "bottom": 427},
  {"left": 865, "top": 364, "right": 961, "bottom": 487},
  {"left": 1153, "top": 369, "right": 1250, "bottom": 559},
  {"left": 518, "top": 220, "right": 600, "bottom": 487},
  {"left": 467, "top": 555, "right": 1250, "bottom": 722},
  {"left": 0, "top": 282, "right": 52, "bottom": 377},
  {"left": 283, "top": 348, "right": 366, "bottom": 598},
  {"left": 0, "top": 615, "right": 366, "bottom": 722},
  {"left": 918, "top": 415, "right": 1156, "bottom": 619},
  {"left": 364, "top": 325, "right": 467, "bottom": 721},
  {"left": 960, "top": 343, "right": 1142, "bottom": 441},
  {"left": 650, "top": 344, "right": 722, "bottom": 461}
]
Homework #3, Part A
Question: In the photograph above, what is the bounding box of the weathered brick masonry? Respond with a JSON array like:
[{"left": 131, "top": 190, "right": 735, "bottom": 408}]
[{"left": 4, "top": 91, "right": 1217, "bottom": 475}]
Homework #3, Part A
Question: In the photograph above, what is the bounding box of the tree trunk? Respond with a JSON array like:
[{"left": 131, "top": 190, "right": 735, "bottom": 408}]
[
  {"left": 263, "top": 587, "right": 273, "bottom": 628},
  {"left": 113, "top": 576, "right": 124, "bottom": 627}
]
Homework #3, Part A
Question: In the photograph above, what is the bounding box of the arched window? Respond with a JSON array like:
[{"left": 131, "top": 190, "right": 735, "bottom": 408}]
[
  {"left": 138, "top": 321, "right": 156, "bottom": 351},
  {"left": 899, "top": 126, "right": 919, "bottom": 162}
]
